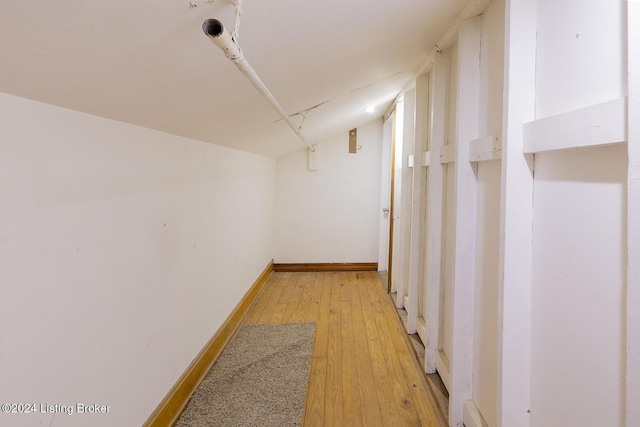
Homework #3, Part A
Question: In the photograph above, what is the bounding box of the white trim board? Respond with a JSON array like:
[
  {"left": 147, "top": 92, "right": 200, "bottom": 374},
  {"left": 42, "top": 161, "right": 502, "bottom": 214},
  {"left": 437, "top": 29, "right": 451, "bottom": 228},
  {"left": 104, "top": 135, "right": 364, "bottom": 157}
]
[
  {"left": 406, "top": 72, "right": 430, "bottom": 334},
  {"left": 463, "top": 400, "right": 490, "bottom": 427},
  {"left": 448, "top": 15, "right": 481, "bottom": 427},
  {"left": 469, "top": 134, "right": 502, "bottom": 161},
  {"left": 422, "top": 151, "right": 431, "bottom": 166},
  {"left": 523, "top": 97, "right": 627, "bottom": 154},
  {"left": 436, "top": 350, "right": 452, "bottom": 392},
  {"left": 396, "top": 89, "right": 416, "bottom": 309},
  {"left": 626, "top": 1, "right": 640, "bottom": 426},
  {"left": 408, "top": 152, "right": 431, "bottom": 167},
  {"left": 425, "top": 52, "right": 449, "bottom": 375},
  {"left": 440, "top": 144, "right": 457, "bottom": 163},
  {"left": 496, "top": 0, "right": 536, "bottom": 425}
]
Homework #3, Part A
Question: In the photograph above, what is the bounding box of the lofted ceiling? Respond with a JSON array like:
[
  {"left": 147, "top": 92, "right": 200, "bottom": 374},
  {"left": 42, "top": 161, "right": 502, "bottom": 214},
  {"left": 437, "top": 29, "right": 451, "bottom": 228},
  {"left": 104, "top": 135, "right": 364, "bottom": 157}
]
[{"left": 0, "top": 0, "right": 466, "bottom": 158}]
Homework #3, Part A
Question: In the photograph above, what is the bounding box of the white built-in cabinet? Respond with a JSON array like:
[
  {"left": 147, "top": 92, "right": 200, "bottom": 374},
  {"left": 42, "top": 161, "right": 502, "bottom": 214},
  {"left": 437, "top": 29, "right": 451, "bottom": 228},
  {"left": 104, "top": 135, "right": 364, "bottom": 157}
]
[{"left": 384, "top": 0, "right": 638, "bottom": 426}]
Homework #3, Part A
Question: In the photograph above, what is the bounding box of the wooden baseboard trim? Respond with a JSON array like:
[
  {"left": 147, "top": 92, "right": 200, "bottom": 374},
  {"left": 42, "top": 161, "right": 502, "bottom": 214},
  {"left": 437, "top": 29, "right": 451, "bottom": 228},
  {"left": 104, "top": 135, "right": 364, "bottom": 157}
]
[
  {"left": 143, "top": 261, "right": 274, "bottom": 427},
  {"left": 273, "top": 262, "right": 378, "bottom": 272}
]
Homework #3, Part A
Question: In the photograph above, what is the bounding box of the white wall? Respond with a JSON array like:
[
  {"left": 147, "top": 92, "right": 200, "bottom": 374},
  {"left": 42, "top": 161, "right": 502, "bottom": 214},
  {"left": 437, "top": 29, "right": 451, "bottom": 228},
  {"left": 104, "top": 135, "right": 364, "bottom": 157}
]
[
  {"left": 530, "top": 1, "right": 627, "bottom": 426},
  {"left": 441, "top": 42, "right": 458, "bottom": 366},
  {"left": 535, "top": 0, "right": 626, "bottom": 118},
  {"left": 274, "top": 119, "right": 383, "bottom": 263},
  {"left": 0, "top": 93, "right": 275, "bottom": 427},
  {"left": 530, "top": 145, "right": 627, "bottom": 427}
]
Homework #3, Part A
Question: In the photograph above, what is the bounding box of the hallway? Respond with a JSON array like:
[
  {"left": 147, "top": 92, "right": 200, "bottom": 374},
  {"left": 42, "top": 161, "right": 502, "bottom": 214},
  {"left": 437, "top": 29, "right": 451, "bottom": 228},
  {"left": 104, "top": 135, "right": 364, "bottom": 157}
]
[
  {"left": 1, "top": 1, "right": 635, "bottom": 426},
  {"left": 243, "top": 271, "right": 446, "bottom": 427}
]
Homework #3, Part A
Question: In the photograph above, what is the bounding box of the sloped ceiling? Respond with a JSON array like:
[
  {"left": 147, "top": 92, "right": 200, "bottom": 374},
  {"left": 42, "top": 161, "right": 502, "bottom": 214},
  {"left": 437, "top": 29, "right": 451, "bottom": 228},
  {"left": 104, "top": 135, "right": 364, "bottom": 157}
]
[{"left": 0, "top": 0, "right": 466, "bottom": 158}]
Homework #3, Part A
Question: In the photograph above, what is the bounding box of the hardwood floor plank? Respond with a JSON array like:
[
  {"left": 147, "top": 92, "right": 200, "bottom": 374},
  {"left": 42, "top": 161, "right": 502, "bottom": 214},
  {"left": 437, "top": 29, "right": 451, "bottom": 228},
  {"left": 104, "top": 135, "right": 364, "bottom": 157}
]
[
  {"left": 312, "top": 275, "right": 332, "bottom": 358},
  {"left": 325, "top": 272, "right": 344, "bottom": 425},
  {"left": 303, "top": 355, "right": 327, "bottom": 427},
  {"left": 305, "top": 272, "right": 324, "bottom": 322},
  {"left": 340, "top": 273, "right": 364, "bottom": 426},
  {"left": 293, "top": 272, "right": 315, "bottom": 322},
  {"left": 270, "top": 273, "right": 298, "bottom": 323},
  {"left": 303, "top": 274, "right": 331, "bottom": 426},
  {"left": 253, "top": 273, "right": 287, "bottom": 324},
  {"left": 281, "top": 272, "right": 307, "bottom": 323},
  {"left": 345, "top": 272, "right": 383, "bottom": 427}
]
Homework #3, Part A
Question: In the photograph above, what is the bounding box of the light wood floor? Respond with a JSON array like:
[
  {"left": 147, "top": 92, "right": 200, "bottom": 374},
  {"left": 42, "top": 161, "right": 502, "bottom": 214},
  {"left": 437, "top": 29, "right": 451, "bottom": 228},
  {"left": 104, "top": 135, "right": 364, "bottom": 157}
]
[{"left": 243, "top": 271, "right": 447, "bottom": 427}]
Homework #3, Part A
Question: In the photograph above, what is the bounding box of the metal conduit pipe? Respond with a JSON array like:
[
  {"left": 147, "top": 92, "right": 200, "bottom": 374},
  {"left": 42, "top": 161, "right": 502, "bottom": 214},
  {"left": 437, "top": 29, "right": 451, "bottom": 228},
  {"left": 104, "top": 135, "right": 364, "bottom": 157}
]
[{"left": 202, "top": 19, "right": 315, "bottom": 151}]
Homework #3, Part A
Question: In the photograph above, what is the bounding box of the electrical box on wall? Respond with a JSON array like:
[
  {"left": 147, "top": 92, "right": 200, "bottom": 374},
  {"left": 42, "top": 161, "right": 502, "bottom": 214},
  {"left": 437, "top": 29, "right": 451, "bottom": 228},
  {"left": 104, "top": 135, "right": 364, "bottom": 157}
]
[
  {"left": 349, "top": 128, "right": 357, "bottom": 153},
  {"left": 308, "top": 144, "right": 318, "bottom": 171}
]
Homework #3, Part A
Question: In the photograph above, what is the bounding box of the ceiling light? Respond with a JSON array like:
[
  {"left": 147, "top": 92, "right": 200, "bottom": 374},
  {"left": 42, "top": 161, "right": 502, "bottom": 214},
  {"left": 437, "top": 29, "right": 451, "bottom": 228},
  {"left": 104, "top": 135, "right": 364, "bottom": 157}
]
[{"left": 365, "top": 105, "right": 375, "bottom": 114}]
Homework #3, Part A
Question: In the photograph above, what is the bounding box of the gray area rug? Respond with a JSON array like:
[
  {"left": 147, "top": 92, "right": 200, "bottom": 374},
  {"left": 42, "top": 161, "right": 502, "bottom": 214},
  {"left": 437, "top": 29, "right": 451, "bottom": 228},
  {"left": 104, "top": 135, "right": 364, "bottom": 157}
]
[{"left": 176, "top": 322, "right": 316, "bottom": 427}]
